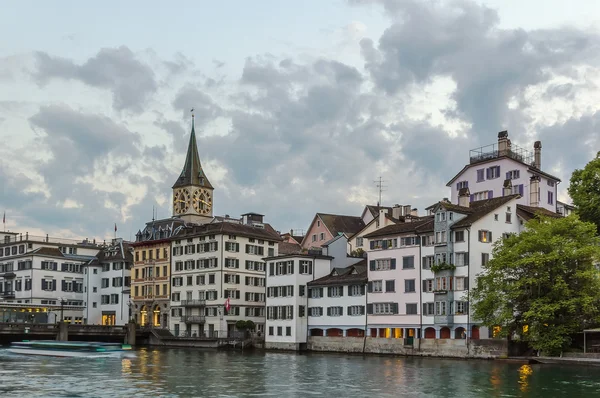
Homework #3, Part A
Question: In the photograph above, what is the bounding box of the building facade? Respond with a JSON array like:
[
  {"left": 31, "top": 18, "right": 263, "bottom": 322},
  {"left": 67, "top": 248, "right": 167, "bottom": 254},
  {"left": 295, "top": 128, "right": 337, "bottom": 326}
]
[
  {"left": 447, "top": 131, "right": 560, "bottom": 213},
  {"left": 0, "top": 231, "right": 101, "bottom": 324},
  {"left": 169, "top": 217, "right": 280, "bottom": 337},
  {"left": 264, "top": 252, "right": 333, "bottom": 350}
]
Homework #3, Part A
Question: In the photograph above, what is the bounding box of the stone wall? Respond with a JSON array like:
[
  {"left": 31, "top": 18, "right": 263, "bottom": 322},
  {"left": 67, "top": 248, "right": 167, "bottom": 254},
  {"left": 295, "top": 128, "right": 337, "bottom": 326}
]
[
  {"left": 307, "top": 337, "right": 508, "bottom": 359},
  {"left": 265, "top": 342, "right": 302, "bottom": 351}
]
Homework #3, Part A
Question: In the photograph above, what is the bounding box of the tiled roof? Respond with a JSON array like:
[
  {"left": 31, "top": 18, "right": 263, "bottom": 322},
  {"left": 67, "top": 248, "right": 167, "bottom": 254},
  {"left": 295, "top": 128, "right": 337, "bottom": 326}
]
[
  {"left": 363, "top": 216, "right": 434, "bottom": 238},
  {"left": 291, "top": 236, "right": 304, "bottom": 244},
  {"left": 32, "top": 247, "right": 65, "bottom": 257},
  {"left": 318, "top": 213, "right": 366, "bottom": 236},
  {"left": 516, "top": 204, "right": 562, "bottom": 221},
  {"left": 308, "top": 260, "right": 367, "bottom": 287},
  {"left": 173, "top": 221, "right": 282, "bottom": 241},
  {"left": 451, "top": 195, "right": 520, "bottom": 228},
  {"left": 96, "top": 240, "right": 134, "bottom": 263},
  {"left": 366, "top": 205, "right": 393, "bottom": 218},
  {"left": 172, "top": 122, "right": 213, "bottom": 189},
  {"left": 278, "top": 242, "right": 302, "bottom": 255}
]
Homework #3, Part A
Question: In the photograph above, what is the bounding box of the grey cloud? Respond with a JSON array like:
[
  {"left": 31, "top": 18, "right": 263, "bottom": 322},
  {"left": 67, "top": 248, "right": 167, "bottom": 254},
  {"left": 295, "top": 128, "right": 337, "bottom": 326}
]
[
  {"left": 33, "top": 46, "right": 157, "bottom": 113},
  {"left": 172, "top": 85, "right": 222, "bottom": 124}
]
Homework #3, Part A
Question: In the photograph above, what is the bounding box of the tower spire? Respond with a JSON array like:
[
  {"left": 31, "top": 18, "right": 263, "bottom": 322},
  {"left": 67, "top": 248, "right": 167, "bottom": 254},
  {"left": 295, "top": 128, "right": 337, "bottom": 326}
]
[{"left": 172, "top": 109, "right": 213, "bottom": 189}]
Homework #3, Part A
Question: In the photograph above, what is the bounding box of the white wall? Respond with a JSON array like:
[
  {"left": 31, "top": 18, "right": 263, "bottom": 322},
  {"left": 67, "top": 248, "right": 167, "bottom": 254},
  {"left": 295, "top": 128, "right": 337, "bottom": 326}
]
[{"left": 307, "top": 284, "right": 367, "bottom": 334}]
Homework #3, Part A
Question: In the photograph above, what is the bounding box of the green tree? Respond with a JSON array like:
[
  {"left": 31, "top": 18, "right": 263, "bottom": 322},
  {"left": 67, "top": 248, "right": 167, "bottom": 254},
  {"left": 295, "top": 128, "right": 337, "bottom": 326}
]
[
  {"left": 568, "top": 152, "right": 600, "bottom": 234},
  {"left": 351, "top": 248, "right": 365, "bottom": 257},
  {"left": 471, "top": 215, "right": 600, "bottom": 356}
]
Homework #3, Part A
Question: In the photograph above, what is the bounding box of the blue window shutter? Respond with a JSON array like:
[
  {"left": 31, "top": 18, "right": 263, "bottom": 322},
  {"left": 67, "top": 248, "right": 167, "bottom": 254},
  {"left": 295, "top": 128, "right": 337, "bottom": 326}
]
[
  {"left": 466, "top": 181, "right": 468, "bottom": 187},
  {"left": 488, "top": 191, "right": 493, "bottom": 199},
  {"left": 506, "top": 172, "right": 510, "bottom": 179},
  {"left": 456, "top": 182, "right": 460, "bottom": 190},
  {"left": 369, "top": 260, "right": 376, "bottom": 271},
  {"left": 470, "top": 194, "right": 474, "bottom": 202},
  {"left": 486, "top": 168, "right": 490, "bottom": 179},
  {"left": 370, "top": 241, "right": 374, "bottom": 250},
  {"left": 391, "top": 259, "right": 396, "bottom": 269},
  {"left": 519, "top": 184, "right": 524, "bottom": 196}
]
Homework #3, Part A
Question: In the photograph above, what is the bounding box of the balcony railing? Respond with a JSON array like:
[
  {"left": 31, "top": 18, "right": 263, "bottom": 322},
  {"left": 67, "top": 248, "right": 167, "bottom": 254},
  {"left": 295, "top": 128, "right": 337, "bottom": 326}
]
[
  {"left": 434, "top": 315, "right": 454, "bottom": 325},
  {"left": 181, "top": 299, "right": 206, "bottom": 307},
  {"left": 182, "top": 315, "right": 206, "bottom": 324},
  {"left": 1, "top": 272, "right": 16, "bottom": 279},
  {"left": 2, "top": 291, "right": 15, "bottom": 299}
]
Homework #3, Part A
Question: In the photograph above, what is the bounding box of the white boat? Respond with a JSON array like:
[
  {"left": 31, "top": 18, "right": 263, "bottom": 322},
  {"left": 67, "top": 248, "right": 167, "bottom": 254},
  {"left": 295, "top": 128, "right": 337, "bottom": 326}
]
[{"left": 8, "top": 340, "right": 133, "bottom": 358}]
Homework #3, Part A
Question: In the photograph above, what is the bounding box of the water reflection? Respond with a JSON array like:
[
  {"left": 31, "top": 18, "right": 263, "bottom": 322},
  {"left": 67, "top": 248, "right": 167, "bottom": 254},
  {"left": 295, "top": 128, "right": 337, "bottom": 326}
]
[{"left": 0, "top": 348, "right": 600, "bottom": 397}]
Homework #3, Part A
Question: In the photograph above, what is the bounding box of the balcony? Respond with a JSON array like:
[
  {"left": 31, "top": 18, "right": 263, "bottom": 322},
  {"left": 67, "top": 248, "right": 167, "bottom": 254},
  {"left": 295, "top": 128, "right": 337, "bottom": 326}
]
[
  {"left": 1, "top": 272, "right": 16, "bottom": 279},
  {"left": 433, "top": 290, "right": 454, "bottom": 301},
  {"left": 182, "top": 315, "right": 205, "bottom": 324},
  {"left": 2, "top": 291, "right": 15, "bottom": 299},
  {"left": 469, "top": 142, "right": 533, "bottom": 165},
  {"left": 434, "top": 315, "right": 454, "bottom": 325},
  {"left": 181, "top": 299, "right": 206, "bottom": 307}
]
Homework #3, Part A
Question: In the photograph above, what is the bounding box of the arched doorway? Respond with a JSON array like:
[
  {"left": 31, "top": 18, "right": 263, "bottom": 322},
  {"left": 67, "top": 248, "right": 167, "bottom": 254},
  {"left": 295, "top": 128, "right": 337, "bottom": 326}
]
[
  {"left": 140, "top": 305, "right": 148, "bottom": 326},
  {"left": 346, "top": 328, "right": 364, "bottom": 337},
  {"left": 310, "top": 328, "right": 324, "bottom": 336},
  {"left": 440, "top": 327, "right": 451, "bottom": 339},
  {"left": 472, "top": 325, "right": 480, "bottom": 340},
  {"left": 455, "top": 327, "right": 466, "bottom": 339},
  {"left": 152, "top": 305, "right": 161, "bottom": 327},
  {"left": 424, "top": 327, "right": 436, "bottom": 339},
  {"left": 326, "top": 328, "right": 343, "bottom": 337}
]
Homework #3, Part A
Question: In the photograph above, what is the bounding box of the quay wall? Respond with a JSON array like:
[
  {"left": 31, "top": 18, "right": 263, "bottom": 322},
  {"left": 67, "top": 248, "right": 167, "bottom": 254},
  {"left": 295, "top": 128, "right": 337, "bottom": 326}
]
[{"left": 305, "top": 337, "right": 508, "bottom": 359}]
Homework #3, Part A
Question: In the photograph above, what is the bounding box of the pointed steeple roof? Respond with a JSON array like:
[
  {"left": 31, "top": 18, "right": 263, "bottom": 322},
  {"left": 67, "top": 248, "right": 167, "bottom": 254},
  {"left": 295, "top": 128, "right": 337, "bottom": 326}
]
[{"left": 172, "top": 116, "right": 213, "bottom": 189}]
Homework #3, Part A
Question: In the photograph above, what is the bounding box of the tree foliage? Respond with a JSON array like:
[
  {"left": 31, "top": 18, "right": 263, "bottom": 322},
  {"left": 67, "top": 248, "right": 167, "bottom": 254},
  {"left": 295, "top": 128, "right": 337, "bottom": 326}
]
[
  {"left": 568, "top": 152, "right": 600, "bottom": 234},
  {"left": 350, "top": 248, "right": 366, "bottom": 257},
  {"left": 471, "top": 215, "right": 600, "bottom": 356}
]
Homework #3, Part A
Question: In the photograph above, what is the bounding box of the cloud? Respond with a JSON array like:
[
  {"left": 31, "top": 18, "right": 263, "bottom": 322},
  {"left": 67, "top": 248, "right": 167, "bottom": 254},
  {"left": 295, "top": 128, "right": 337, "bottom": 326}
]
[
  {"left": 33, "top": 46, "right": 157, "bottom": 113},
  {"left": 1, "top": 0, "right": 600, "bottom": 240}
]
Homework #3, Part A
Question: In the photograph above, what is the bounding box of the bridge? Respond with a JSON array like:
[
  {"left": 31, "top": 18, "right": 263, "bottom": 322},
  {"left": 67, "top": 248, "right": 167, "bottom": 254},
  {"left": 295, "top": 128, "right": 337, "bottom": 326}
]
[{"left": 0, "top": 322, "right": 142, "bottom": 344}]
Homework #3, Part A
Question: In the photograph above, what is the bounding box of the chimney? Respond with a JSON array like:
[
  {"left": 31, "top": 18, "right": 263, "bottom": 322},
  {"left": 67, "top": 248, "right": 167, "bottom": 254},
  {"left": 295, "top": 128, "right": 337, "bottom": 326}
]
[
  {"left": 410, "top": 208, "right": 418, "bottom": 217},
  {"left": 503, "top": 179, "right": 513, "bottom": 197},
  {"left": 458, "top": 188, "right": 470, "bottom": 208},
  {"left": 530, "top": 176, "right": 540, "bottom": 207},
  {"left": 498, "top": 130, "right": 509, "bottom": 155},
  {"left": 379, "top": 209, "right": 387, "bottom": 226},
  {"left": 403, "top": 205, "right": 411, "bottom": 216},
  {"left": 533, "top": 141, "right": 542, "bottom": 169},
  {"left": 392, "top": 204, "right": 402, "bottom": 220}
]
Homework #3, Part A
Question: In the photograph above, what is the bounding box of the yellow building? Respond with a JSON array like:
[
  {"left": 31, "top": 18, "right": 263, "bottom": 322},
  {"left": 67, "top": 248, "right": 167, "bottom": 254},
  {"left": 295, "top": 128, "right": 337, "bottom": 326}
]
[{"left": 131, "top": 221, "right": 183, "bottom": 328}]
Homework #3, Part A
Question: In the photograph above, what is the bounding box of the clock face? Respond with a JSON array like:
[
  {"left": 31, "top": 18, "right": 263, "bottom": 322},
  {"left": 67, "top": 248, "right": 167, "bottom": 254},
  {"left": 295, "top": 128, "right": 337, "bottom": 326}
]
[
  {"left": 173, "top": 189, "right": 191, "bottom": 214},
  {"left": 192, "top": 188, "right": 212, "bottom": 214}
]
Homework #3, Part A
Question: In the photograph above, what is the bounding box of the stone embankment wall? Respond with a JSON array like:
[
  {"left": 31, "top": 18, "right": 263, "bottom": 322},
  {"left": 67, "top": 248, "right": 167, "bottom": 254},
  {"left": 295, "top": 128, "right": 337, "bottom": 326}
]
[{"left": 306, "top": 337, "right": 508, "bottom": 359}]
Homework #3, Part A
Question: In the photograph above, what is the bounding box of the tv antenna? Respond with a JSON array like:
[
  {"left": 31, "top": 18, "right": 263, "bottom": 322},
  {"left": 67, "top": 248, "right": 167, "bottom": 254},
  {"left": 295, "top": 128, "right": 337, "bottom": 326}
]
[{"left": 374, "top": 176, "right": 387, "bottom": 206}]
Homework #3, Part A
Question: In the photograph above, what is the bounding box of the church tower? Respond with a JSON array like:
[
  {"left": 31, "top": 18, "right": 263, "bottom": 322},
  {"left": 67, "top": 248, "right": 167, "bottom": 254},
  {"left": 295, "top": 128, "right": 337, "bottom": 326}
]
[{"left": 172, "top": 113, "right": 214, "bottom": 224}]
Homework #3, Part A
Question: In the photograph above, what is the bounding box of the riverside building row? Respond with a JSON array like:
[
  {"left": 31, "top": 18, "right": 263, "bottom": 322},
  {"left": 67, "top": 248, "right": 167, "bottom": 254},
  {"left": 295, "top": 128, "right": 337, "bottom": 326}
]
[{"left": 265, "top": 130, "right": 568, "bottom": 349}]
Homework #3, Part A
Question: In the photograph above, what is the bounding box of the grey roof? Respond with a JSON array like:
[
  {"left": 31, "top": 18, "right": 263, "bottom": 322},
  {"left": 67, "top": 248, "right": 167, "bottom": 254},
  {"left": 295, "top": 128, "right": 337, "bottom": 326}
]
[{"left": 172, "top": 119, "right": 213, "bottom": 190}]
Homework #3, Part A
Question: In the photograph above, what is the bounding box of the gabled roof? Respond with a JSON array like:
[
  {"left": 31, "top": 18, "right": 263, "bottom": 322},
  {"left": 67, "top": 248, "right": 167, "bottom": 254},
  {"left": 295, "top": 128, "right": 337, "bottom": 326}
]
[
  {"left": 301, "top": 212, "right": 365, "bottom": 246},
  {"left": 363, "top": 216, "right": 434, "bottom": 239},
  {"left": 348, "top": 212, "right": 401, "bottom": 240},
  {"left": 172, "top": 118, "right": 213, "bottom": 189},
  {"left": 32, "top": 247, "right": 65, "bottom": 257},
  {"left": 516, "top": 204, "right": 562, "bottom": 222},
  {"left": 446, "top": 156, "right": 561, "bottom": 186},
  {"left": 307, "top": 260, "right": 367, "bottom": 287},
  {"left": 322, "top": 233, "right": 348, "bottom": 247},
  {"left": 451, "top": 195, "right": 520, "bottom": 228},
  {"left": 426, "top": 200, "right": 474, "bottom": 214},
  {"left": 365, "top": 205, "right": 393, "bottom": 219},
  {"left": 278, "top": 242, "right": 302, "bottom": 255}
]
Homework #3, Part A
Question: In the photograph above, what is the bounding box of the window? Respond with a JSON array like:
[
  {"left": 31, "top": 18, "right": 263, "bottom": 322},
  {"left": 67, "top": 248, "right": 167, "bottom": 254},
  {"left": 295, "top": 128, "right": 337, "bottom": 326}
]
[
  {"left": 370, "top": 303, "right": 398, "bottom": 315},
  {"left": 348, "top": 305, "right": 365, "bottom": 316},
  {"left": 269, "top": 327, "right": 274, "bottom": 336},
  {"left": 300, "top": 261, "right": 312, "bottom": 274},
  {"left": 476, "top": 169, "right": 485, "bottom": 182},
  {"left": 506, "top": 170, "right": 520, "bottom": 180},
  {"left": 422, "top": 279, "right": 434, "bottom": 293},
  {"left": 402, "top": 256, "right": 415, "bottom": 269},
  {"left": 455, "top": 277, "right": 467, "bottom": 291},
  {"left": 455, "top": 301, "right": 468, "bottom": 314},
  {"left": 355, "top": 237, "right": 363, "bottom": 247},
  {"left": 454, "top": 231, "right": 465, "bottom": 242},
  {"left": 423, "top": 302, "right": 435, "bottom": 316},
  {"left": 286, "top": 327, "right": 291, "bottom": 336},
  {"left": 487, "top": 166, "right": 500, "bottom": 179},
  {"left": 328, "top": 286, "right": 343, "bottom": 297},
  {"left": 472, "top": 191, "right": 491, "bottom": 201},
  {"left": 506, "top": 213, "right": 512, "bottom": 223},
  {"left": 435, "top": 231, "right": 447, "bottom": 244},
  {"left": 481, "top": 253, "right": 490, "bottom": 266},
  {"left": 406, "top": 303, "right": 418, "bottom": 315},
  {"left": 309, "top": 307, "right": 323, "bottom": 317},
  {"left": 512, "top": 184, "right": 524, "bottom": 195},
  {"left": 455, "top": 252, "right": 468, "bottom": 266},
  {"left": 385, "top": 280, "right": 395, "bottom": 292},
  {"left": 437, "top": 212, "right": 447, "bottom": 222},
  {"left": 327, "top": 306, "right": 343, "bottom": 316},
  {"left": 370, "top": 258, "right": 395, "bottom": 271},
  {"left": 319, "top": 233, "right": 325, "bottom": 240},
  {"left": 435, "top": 301, "right": 446, "bottom": 315},
  {"left": 349, "top": 285, "right": 364, "bottom": 296},
  {"left": 478, "top": 230, "right": 492, "bottom": 243},
  {"left": 368, "top": 280, "right": 383, "bottom": 293},
  {"left": 310, "top": 288, "right": 323, "bottom": 298},
  {"left": 548, "top": 191, "right": 554, "bottom": 205},
  {"left": 277, "top": 327, "right": 282, "bottom": 336},
  {"left": 547, "top": 180, "right": 555, "bottom": 187},
  {"left": 456, "top": 181, "right": 468, "bottom": 190},
  {"left": 312, "top": 235, "right": 316, "bottom": 242},
  {"left": 404, "top": 279, "right": 415, "bottom": 293}
]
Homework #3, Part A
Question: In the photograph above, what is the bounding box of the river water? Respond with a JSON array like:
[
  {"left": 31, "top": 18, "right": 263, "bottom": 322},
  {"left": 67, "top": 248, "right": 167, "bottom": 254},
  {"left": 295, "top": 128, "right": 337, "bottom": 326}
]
[{"left": 0, "top": 347, "right": 599, "bottom": 397}]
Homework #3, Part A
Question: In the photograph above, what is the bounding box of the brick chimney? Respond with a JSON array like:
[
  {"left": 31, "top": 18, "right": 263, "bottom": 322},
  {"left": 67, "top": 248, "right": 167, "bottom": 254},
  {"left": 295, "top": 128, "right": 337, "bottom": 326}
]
[
  {"left": 458, "top": 188, "right": 470, "bottom": 208},
  {"left": 498, "top": 130, "right": 509, "bottom": 156},
  {"left": 503, "top": 179, "right": 512, "bottom": 197},
  {"left": 410, "top": 208, "right": 418, "bottom": 217},
  {"left": 530, "top": 176, "right": 540, "bottom": 207},
  {"left": 534, "top": 141, "right": 542, "bottom": 169}
]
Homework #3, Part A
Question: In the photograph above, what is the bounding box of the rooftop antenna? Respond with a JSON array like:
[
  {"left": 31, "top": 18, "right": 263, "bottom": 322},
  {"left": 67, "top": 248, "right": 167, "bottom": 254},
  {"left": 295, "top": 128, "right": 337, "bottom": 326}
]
[{"left": 374, "top": 176, "right": 387, "bottom": 206}]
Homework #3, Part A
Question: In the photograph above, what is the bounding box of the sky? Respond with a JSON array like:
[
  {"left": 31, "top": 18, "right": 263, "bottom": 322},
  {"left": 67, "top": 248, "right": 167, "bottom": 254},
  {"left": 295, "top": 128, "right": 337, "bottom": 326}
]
[{"left": 1, "top": 0, "right": 599, "bottom": 241}]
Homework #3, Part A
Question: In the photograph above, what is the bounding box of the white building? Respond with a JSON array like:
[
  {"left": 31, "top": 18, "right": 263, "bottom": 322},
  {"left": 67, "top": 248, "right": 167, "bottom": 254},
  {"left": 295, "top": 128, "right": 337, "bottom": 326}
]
[
  {"left": 169, "top": 213, "right": 280, "bottom": 338},
  {"left": 83, "top": 238, "right": 133, "bottom": 325},
  {"left": 446, "top": 130, "right": 561, "bottom": 214},
  {"left": 363, "top": 217, "right": 434, "bottom": 340},
  {"left": 306, "top": 261, "right": 367, "bottom": 337},
  {"left": 264, "top": 252, "right": 333, "bottom": 350},
  {"left": 0, "top": 231, "right": 101, "bottom": 324}
]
